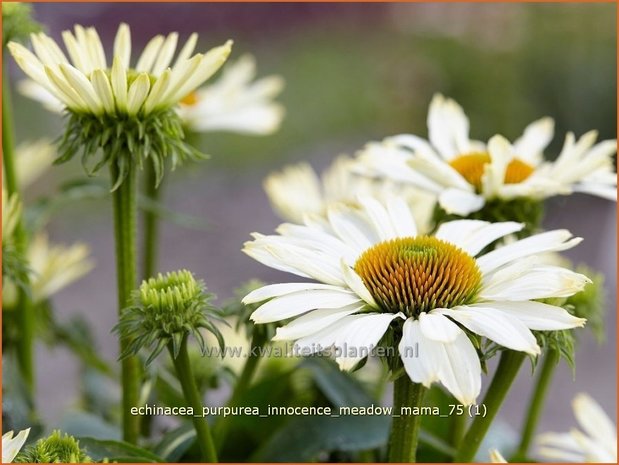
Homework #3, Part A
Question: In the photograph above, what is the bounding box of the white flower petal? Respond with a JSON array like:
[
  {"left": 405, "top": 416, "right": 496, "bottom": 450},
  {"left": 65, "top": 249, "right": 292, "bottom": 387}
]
[
  {"left": 572, "top": 393, "right": 617, "bottom": 451},
  {"left": 480, "top": 265, "right": 590, "bottom": 301},
  {"left": 476, "top": 229, "right": 582, "bottom": 274},
  {"left": 143, "top": 69, "right": 171, "bottom": 114},
  {"left": 111, "top": 57, "right": 128, "bottom": 112},
  {"left": 340, "top": 259, "right": 377, "bottom": 308},
  {"left": 113, "top": 23, "right": 131, "bottom": 69},
  {"left": 175, "top": 33, "right": 198, "bottom": 64},
  {"left": 358, "top": 195, "right": 397, "bottom": 240},
  {"left": 386, "top": 196, "right": 418, "bottom": 237},
  {"left": 2, "top": 428, "right": 30, "bottom": 463},
  {"left": 327, "top": 205, "right": 378, "bottom": 255},
  {"left": 419, "top": 311, "right": 462, "bottom": 343},
  {"left": 400, "top": 318, "right": 481, "bottom": 405},
  {"left": 242, "top": 282, "right": 347, "bottom": 304},
  {"left": 438, "top": 188, "right": 485, "bottom": 215},
  {"left": 126, "top": 73, "right": 151, "bottom": 115},
  {"left": 273, "top": 304, "right": 363, "bottom": 341},
  {"left": 513, "top": 117, "right": 554, "bottom": 165},
  {"left": 250, "top": 289, "right": 362, "bottom": 323},
  {"left": 151, "top": 32, "right": 178, "bottom": 76},
  {"left": 135, "top": 34, "right": 164, "bottom": 72},
  {"left": 90, "top": 69, "right": 115, "bottom": 113},
  {"left": 468, "top": 301, "right": 585, "bottom": 331},
  {"left": 438, "top": 306, "right": 540, "bottom": 355},
  {"left": 427, "top": 94, "right": 471, "bottom": 160}
]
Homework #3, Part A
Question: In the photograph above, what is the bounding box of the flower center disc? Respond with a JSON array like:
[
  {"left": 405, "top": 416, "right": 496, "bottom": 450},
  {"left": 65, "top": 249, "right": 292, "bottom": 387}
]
[
  {"left": 354, "top": 236, "right": 482, "bottom": 316},
  {"left": 449, "top": 152, "right": 535, "bottom": 190}
]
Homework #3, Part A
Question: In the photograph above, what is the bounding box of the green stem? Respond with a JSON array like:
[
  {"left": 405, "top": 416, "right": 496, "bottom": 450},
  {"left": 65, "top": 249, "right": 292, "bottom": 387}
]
[
  {"left": 387, "top": 376, "right": 426, "bottom": 462},
  {"left": 454, "top": 350, "right": 526, "bottom": 462},
  {"left": 215, "top": 327, "right": 266, "bottom": 450},
  {"left": 169, "top": 336, "right": 218, "bottom": 463},
  {"left": 3, "top": 58, "right": 35, "bottom": 396},
  {"left": 141, "top": 162, "right": 162, "bottom": 280},
  {"left": 110, "top": 162, "right": 141, "bottom": 444},
  {"left": 449, "top": 409, "right": 466, "bottom": 448},
  {"left": 515, "top": 349, "right": 559, "bottom": 459}
]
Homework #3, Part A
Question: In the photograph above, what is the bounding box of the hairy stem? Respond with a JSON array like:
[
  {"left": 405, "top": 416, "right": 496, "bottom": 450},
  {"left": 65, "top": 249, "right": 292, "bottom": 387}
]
[
  {"left": 169, "top": 336, "right": 218, "bottom": 462},
  {"left": 110, "top": 162, "right": 141, "bottom": 444},
  {"left": 387, "top": 376, "right": 426, "bottom": 462},
  {"left": 455, "top": 350, "right": 526, "bottom": 462}
]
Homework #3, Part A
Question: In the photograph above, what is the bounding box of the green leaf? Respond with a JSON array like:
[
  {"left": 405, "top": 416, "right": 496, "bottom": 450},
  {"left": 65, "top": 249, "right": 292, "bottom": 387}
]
[
  {"left": 76, "top": 437, "right": 163, "bottom": 463},
  {"left": 301, "top": 357, "right": 374, "bottom": 407},
  {"left": 61, "top": 411, "right": 120, "bottom": 441},
  {"left": 251, "top": 415, "right": 390, "bottom": 462},
  {"left": 153, "top": 423, "right": 195, "bottom": 462}
]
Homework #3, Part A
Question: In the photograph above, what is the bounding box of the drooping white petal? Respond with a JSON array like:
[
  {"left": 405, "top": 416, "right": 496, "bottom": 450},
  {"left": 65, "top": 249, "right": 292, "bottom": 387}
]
[
  {"left": 476, "top": 229, "right": 582, "bottom": 274},
  {"left": 399, "top": 318, "right": 481, "bottom": 405},
  {"left": 386, "top": 196, "right": 418, "bottom": 237},
  {"left": 242, "top": 282, "right": 348, "bottom": 304},
  {"left": 250, "top": 289, "right": 362, "bottom": 323},
  {"left": 295, "top": 312, "right": 404, "bottom": 371},
  {"left": 111, "top": 56, "right": 128, "bottom": 112},
  {"left": 273, "top": 304, "right": 364, "bottom": 341},
  {"left": 438, "top": 188, "right": 485, "bottom": 215},
  {"left": 435, "top": 220, "right": 523, "bottom": 256},
  {"left": 59, "top": 63, "right": 103, "bottom": 113},
  {"left": 482, "top": 135, "right": 512, "bottom": 197},
  {"left": 467, "top": 301, "right": 585, "bottom": 331},
  {"left": 327, "top": 205, "right": 378, "bottom": 254},
  {"left": 175, "top": 33, "right": 198, "bottom": 64},
  {"left": 437, "top": 306, "right": 540, "bottom": 355},
  {"left": 418, "top": 311, "right": 462, "bottom": 343},
  {"left": 357, "top": 195, "right": 397, "bottom": 240},
  {"left": 44, "top": 65, "right": 86, "bottom": 110},
  {"left": 142, "top": 69, "right": 171, "bottom": 114},
  {"left": 480, "top": 264, "right": 590, "bottom": 301}
]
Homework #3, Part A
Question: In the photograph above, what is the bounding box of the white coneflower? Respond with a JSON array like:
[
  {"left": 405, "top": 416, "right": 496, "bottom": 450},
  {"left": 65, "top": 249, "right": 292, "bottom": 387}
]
[
  {"left": 537, "top": 393, "right": 616, "bottom": 463},
  {"left": 264, "top": 155, "right": 436, "bottom": 230},
  {"left": 177, "top": 54, "right": 284, "bottom": 135},
  {"left": 2, "top": 428, "right": 30, "bottom": 463},
  {"left": 242, "top": 195, "right": 587, "bottom": 405},
  {"left": 8, "top": 23, "right": 233, "bottom": 187},
  {"left": 19, "top": 53, "right": 285, "bottom": 137},
  {"left": 27, "top": 233, "right": 94, "bottom": 302},
  {"left": 355, "top": 94, "right": 616, "bottom": 216}
]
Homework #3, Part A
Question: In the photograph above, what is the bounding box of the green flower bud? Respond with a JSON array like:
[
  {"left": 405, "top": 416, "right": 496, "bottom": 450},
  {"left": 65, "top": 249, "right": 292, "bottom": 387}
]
[
  {"left": 115, "top": 270, "right": 225, "bottom": 365},
  {"left": 2, "top": 3, "right": 42, "bottom": 47},
  {"left": 14, "top": 430, "right": 92, "bottom": 463}
]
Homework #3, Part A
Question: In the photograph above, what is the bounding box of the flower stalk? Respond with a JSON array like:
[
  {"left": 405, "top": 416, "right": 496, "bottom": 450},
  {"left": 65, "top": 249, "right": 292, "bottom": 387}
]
[
  {"left": 168, "top": 335, "right": 218, "bottom": 463},
  {"left": 387, "top": 376, "right": 426, "bottom": 462},
  {"left": 515, "top": 348, "right": 560, "bottom": 459},
  {"left": 141, "top": 162, "right": 161, "bottom": 280},
  {"left": 3, "top": 58, "right": 35, "bottom": 395},
  {"left": 454, "top": 350, "right": 526, "bottom": 462},
  {"left": 110, "top": 161, "right": 141, "bottom": 444}
]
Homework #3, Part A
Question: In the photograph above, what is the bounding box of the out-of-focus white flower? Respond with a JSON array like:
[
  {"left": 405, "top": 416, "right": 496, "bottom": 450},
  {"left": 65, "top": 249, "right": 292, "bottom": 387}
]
[
  {"left": 537, "top": 393, "right": 617, "bottom": 462},
  {"left": 178, "top": 54, "right": 284, "bottom": 135},
  {"left": 243, "top": 195, "right": 587, "bottom": 405},
  {"left": 264, "top": 155, "right": 436, "bottom": 231},
  {"left": 27, "top": 233, "right": 94, "bottom": 302},
  {"left": 2, "top": 428, "right": 30, "bottom": 463},
  {"left": 355, "top": 94, "right": 617, "bottom": 216},
  {"left": 2, "top": 190, "right": 22, "bottom": 244},
  {"left": 8, "top": 23, "right": 232, "bottom": 117},
  {"left": 13, "top": 139, "right": 55, "bottom": 188},
  {"left": 489, "top": 448, "right": 508, "bottom": 463}
]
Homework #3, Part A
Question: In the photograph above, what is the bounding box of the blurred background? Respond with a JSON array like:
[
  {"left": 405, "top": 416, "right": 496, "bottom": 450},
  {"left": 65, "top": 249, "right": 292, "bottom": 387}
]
[{"left": 6, "top": 1, "right": 616, "bottom": 448}]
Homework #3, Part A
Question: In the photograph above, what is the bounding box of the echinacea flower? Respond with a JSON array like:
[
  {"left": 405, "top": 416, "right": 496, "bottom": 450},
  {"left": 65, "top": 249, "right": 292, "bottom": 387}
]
[
  {"left": 355, "top": 94, "right": 617, "bottom": 217},
  {"left": 537, "top": 393, "right": 616, "bottom": 462},
  {"left": 264, "top": 155, "right": 435, "bottom": 230},
  {"left": 242, "top": 195, "right": 587, "bottom": 405},
  {"left": 8, "top": 24, "right": 232, "bottom": 187},
  {"left": 177, "top": 54, "right": 284, "bottom": 135},
  {"left": 2, "top": 428, "right": 30, "bottom": 463},
  {"left": 19, "top": 53, "right": 285, "bottom": 137}
]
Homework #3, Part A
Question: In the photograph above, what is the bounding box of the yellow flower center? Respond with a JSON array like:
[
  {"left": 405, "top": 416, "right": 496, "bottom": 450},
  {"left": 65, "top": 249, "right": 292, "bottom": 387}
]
[
  {"left": 180, "top": 91, "right": 199, "bottom": 106},
  {"left": 354, "top": 236, "right": 482, "bottom": 316},
  {"left": 449, "top": 152, "right": 535, "bottom": 190}
]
